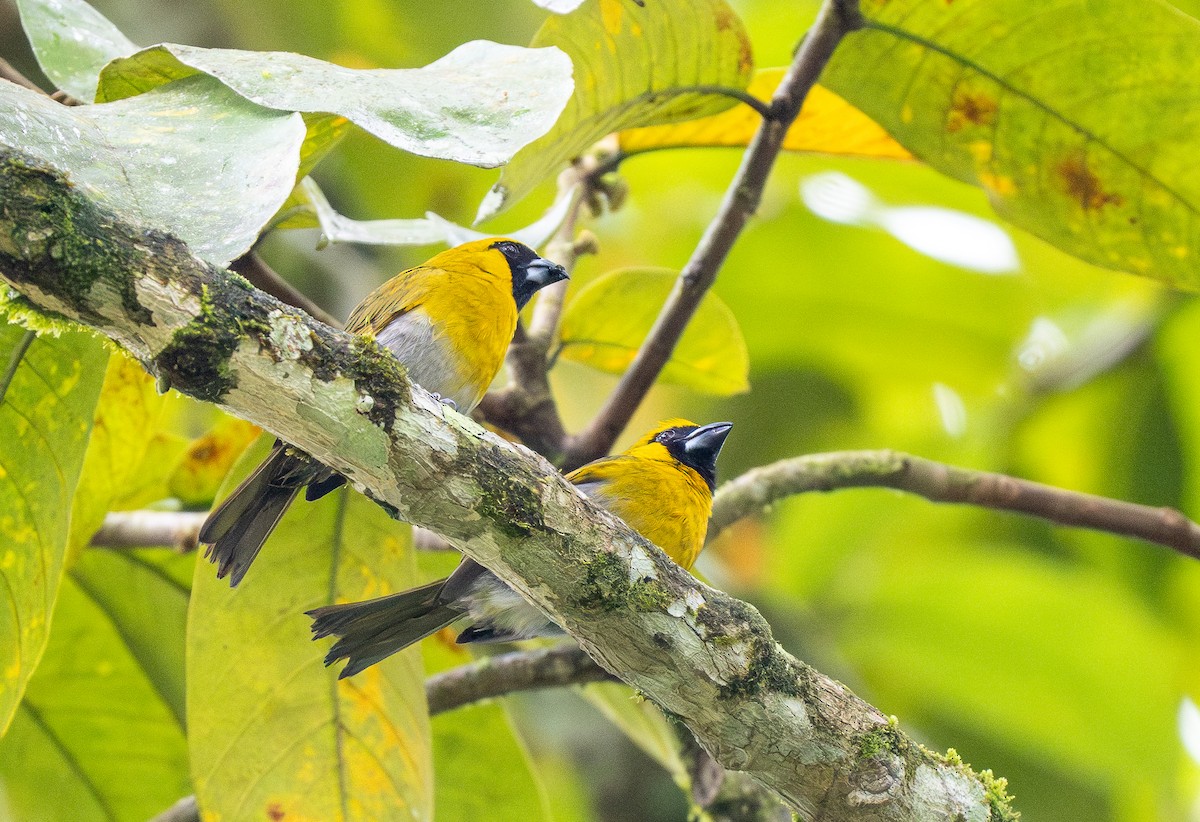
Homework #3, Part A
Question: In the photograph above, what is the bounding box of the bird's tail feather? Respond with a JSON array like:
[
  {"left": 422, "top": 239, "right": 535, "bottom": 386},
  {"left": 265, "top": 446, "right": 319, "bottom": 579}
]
[
  {"left": 307, "top": 580, "right": 465, "bottom": 679},
  {"left": 200, "top": 446, "right": 302, "bottom": 587}
]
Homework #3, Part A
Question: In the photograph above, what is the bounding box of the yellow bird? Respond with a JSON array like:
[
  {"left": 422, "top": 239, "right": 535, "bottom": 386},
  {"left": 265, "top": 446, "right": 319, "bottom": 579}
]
[
  {"left": 308, "top": 419, "right": 733, "bottom": 678},
  {"left": 199, "top": 238, "right": 568, "bottom": 586}
]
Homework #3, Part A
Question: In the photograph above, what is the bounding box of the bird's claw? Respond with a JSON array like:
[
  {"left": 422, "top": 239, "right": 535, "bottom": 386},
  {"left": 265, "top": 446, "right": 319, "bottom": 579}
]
[{"left": 430, "top": 393, "right": 458, "bottom": 412}]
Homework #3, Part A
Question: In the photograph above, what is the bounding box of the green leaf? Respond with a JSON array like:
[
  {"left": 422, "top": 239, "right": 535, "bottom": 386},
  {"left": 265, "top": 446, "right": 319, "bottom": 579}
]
[
  {"left": 0, "top": 324, "right": 107, "bottom": 736},
  {"left": 580, "top": 683, "right": 688, "bottom": 787},
  {"left": 188, "top": 437, "right": 432, "bottom": 822},
  {"left": 558, "top": 268, "right": 750, "bottom": 395},
  {"left": 480, "top": 0, "right": 754, "bottom": 218},
  {"left": 417, "top": 553, "right": 555, "bottom": 822},
  {"left": 823, "top": 0, "right": 1200, "bottom": 288},
  {"left": 67, "top": 352, "right": 182, "bottom": 564},
  {"left": 0, "top": 551, "right": 191, "bottom": 821},
  {"left": 16, "top": 0, "right": 138, "bottom": 101},
  {"left": 96, "top": 40, "right": 574, "bottom": 169},
  {"left": 828, "top": 541, "right": 1185, "bottom": 791},
  {"left": 0, "top": 77, "right": 305, "bottom": 267}
]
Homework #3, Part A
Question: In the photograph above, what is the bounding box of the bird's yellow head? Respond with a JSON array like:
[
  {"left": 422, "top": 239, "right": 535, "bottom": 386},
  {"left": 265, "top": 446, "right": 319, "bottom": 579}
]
[
  {"left": 625, "top": 418, "right": 734, "bottom": 491},
  {"left": 426, "top": 237, "right": 569, "bottom": 309}
]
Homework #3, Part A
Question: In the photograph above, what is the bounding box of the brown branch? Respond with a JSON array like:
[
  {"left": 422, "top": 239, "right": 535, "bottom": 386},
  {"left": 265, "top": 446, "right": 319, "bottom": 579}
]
[
  {"left": 0, "top": 58, "right": 47, "bottom": 94},
  {"left": 89, "top": 511, "right": 207, "bottom": 552},
  {"left": 425, "top": 645, "right": 614, "bottom": 714},
  {"left": 561, "top": 0, "right": 863, "bottom": 470},
  {"left": 229, "top": 252, "right": 342, "bottom": 329},
  {"left": 709, "top": 450, "right": 1200, "bottom": 561}
]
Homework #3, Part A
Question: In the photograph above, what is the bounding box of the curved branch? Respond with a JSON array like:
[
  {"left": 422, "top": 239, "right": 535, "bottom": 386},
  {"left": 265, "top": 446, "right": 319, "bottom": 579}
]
[
  {"left": 0, "top": 145, "right": 1011, "bottom": 821},
  {"left": 709, "top": 450, "right": 1200, "bottom": 560},
  {"left": 426, "top": 645, "right": 614, "bottom": 714},
  {"left": 562, "top": 0, "right": 864, "bottom": 470}
]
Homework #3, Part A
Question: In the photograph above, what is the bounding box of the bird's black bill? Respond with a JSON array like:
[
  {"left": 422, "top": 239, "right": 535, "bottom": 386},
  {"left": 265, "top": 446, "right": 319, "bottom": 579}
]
[
  {"left": 512, "top": 256, "right": 569, "bottom": 309},
  {"left": 679, "top": 421, "right": 733, "bottom": 490}
]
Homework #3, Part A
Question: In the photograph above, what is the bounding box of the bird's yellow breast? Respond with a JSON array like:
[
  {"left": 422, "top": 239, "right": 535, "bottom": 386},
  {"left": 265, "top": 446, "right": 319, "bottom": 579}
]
[
  {"left": 568, "top": 450, "right": 713, "bottom": 570},
  {"left": 347, "top": 256, "right": 517, "bottom": 412}
]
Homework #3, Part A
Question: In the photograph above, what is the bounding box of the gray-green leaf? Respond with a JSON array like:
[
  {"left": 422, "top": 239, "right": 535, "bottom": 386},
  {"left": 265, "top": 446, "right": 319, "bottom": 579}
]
[
  {"left": 0, "top": 77, "right": 305, "bottom": 267},
  {"left": 16, "top": 0, "right": 138, "bottom": 101}
]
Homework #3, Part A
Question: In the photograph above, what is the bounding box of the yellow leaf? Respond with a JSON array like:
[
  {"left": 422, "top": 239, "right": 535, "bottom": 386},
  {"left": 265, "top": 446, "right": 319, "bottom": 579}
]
[{"left": 619, "top": 70, "right": 911, "bottom": 161}]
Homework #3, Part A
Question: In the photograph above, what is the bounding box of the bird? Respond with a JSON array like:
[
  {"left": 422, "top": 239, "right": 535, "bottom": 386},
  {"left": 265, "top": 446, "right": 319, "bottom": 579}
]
[
  {"left": 198, "top": 238, "right": 569, "bottom": 587},
  {"left": 307, "top": 419, "right": 734, "bottom": 678}
]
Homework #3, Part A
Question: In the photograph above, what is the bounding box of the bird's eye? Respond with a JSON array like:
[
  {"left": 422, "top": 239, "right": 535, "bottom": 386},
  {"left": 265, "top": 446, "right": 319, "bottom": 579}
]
[{"left": 495, "top": 241, "right": 517, "bottom": 256}]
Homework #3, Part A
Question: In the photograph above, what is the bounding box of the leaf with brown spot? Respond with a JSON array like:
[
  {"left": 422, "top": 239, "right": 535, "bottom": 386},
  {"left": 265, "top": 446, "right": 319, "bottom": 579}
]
[
  {"left": 619, "top": 70, "right": 911, "bottom": 160},
  {"left": 824, "top": 0, "right": 1200, "bottom": 288}
]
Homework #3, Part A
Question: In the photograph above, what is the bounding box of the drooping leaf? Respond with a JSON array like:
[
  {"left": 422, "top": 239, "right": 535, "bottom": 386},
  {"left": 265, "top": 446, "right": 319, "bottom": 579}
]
[
  {"left": 0, "top": 77, "right": 305, "bottom": 267},
  {"left": 480, "top": 0, "right": 755, "bottom": 219},
  {"left": 580, "top": 683, "right": 689, "bottom": 787},
  {"left": 0, "top": 324, "right": 107, "bottom": 735},
  {"left": 0, "top": 550, "right": 192, "bottom": 822},
  {"left": 823, "top": 0, "right": 1200, "bottom": 288},
  {"left": 278, "top": 176, "right": 577, "bottom": 250},
  {"left": 188, "top": 437, "right": 432, "bottom": 822},
  {"left": 96, "top": 40, "right": 574, "bottom": 169},
  {"left": 16, "top": 0, "right": 138, "bottom": 101},
  {"left": 558, "top": 268, "right": 750, "bottom": 395},
  {"left": 620, "top": 71, "right": 911, "bottom": 161}
]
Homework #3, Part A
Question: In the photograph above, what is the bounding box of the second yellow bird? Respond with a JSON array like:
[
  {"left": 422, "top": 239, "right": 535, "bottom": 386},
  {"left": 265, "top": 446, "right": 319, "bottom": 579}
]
[
  {"left": 308, "top": 419, "right": 734, "bottom": 677},
  {"left": 199, "top": 238, "right": 568, "bottom": 586}
]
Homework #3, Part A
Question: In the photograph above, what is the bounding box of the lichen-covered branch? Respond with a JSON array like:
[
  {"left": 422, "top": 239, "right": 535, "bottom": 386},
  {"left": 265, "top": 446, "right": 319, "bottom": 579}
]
[
  {"left": 425, "top": 645, "right": 614, "bottom": 714},
  {"left": 562, "top": 0, "right": 864, "bottom": 470},
  {"left": 0, "top": 150, "right": 1013, "bottom": 820},
  {"left": 709, "top": 450, "right": 1200, "bottom": 561}
]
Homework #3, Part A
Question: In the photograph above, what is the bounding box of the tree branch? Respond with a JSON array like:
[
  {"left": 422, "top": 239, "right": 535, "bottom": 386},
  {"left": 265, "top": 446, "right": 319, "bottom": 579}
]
[
  {"left": 89, "top": 511, "right": 207, "bottom": 552},
  {"left": 562, "top": 0, "right": 863, "bottom": 470},
  {"left": 0, "top": 147, "right": 1012, "bottom": 820},
  {"left": 425, "top": 645, "right": 614, "bottom": 714},
  {"left": 709, "top": 450, "right": 1200, "bottom": 561}
]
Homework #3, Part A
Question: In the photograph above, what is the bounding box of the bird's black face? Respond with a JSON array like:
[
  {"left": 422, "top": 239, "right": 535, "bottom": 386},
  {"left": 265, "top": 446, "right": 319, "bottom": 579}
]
[
  {"left": 654, "top": 421, "right": 734, "bottom": 491},
  {"left": 493, "top": 240, "right": 570, "bottom": 309}
]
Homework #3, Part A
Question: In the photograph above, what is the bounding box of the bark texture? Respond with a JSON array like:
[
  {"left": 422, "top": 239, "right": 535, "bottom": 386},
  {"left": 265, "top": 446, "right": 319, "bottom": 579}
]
[{"left": 0, "top": 150, "right": 1015, "bottom": 821}]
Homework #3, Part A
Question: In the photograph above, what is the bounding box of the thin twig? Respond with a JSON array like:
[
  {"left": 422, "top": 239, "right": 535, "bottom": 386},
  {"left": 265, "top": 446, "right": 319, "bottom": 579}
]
[
  {"left": 0, "top": 330, "right": 35, "bottom": 404},
  {"left": 229, "top": 252, "right": 342, "bottom": 329},
  {"left": 709, "top": 450, "right": 1200, "bottom": 561},
  {"left": 0, "top": 57, "right": 47, "bottom": 94},
  {"left": 562, "top": 0, "right": 863, "bottom": 470}
]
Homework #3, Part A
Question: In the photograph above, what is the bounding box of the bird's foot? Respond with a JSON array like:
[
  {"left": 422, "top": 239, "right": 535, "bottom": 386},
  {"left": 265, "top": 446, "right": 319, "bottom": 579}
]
[{"left": 430, "top": 393, "right": 459, "bottom": 412}]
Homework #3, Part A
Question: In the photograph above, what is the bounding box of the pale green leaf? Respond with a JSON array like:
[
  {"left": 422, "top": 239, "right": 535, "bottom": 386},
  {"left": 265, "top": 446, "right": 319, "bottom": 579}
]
[
  {"left": 0, "top": 551, "right": 191, "bottom": 821},
  {"left": 480, "top": 0, "right": 754, "bottom": 218},
  {"left": 0, "top": 324, "right": 107, "bottom": 735},
  {"left": 558, "top": 268, "right": 750, "bottom": 395},
  {"left": 580, "top": 683, "right": 688, "bottom": 787},
  {"left": 97, "top": 40, "right": 574, "bottom": 169},
  {"left": 0, "top": 77, "right": 305, "bottom": 267},
  {"left": 188, "top": 437, "right": 432, "bottom": 822},
  {"left": 823, "top": 0, "right": 1200, "bottom": 288},
  {"left": 16, "top": 0, "right": 138, "bottom": 101}
]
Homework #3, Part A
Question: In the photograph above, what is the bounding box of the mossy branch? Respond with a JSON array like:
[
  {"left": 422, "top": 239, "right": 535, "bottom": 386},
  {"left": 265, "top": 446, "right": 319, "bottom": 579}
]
[{"left": 0, "top": 149, "right": 1013, "bottom": 820}]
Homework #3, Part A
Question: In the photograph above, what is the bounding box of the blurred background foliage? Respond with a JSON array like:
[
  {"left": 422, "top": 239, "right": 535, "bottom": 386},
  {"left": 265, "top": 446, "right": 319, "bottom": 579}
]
[{"left": 2, "top": 0, "right": 1199, "bottom": 819}]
